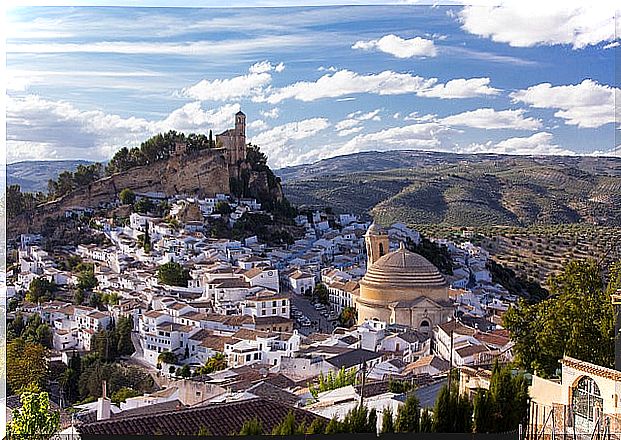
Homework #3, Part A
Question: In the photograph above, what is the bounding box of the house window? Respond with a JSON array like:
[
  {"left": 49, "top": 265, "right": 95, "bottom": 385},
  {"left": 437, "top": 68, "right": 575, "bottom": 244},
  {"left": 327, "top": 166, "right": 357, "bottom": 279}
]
[
  {"left": 572, "top": 377, "right": 603, "bottom": 423},
  {"left": 262, "top": 310, "right": 266, "bottom": 316}
]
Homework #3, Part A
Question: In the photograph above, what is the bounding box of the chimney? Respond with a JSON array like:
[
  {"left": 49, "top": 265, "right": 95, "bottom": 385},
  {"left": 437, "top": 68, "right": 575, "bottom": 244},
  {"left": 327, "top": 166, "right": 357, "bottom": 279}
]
[{"left": 97, "top": 380, "right": 111, "bottom": 421}]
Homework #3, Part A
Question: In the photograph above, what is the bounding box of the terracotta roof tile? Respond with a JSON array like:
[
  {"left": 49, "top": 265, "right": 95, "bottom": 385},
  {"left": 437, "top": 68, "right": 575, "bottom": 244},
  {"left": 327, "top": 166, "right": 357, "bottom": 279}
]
[{"left": 78, "top": 397, "right": 326, "bottom": 436}]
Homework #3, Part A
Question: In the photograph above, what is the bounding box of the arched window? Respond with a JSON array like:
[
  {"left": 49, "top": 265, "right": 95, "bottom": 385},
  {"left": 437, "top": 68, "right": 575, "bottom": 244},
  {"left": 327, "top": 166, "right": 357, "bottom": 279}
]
[
  {"left": 420, "top": 319, "right": 431, "bottom": 335},
  {"left": 379, "top": 243, "right": 385, "bottom": 256},
  {"left": 572, "top": 377, "right": 603, "bottom": 423}
]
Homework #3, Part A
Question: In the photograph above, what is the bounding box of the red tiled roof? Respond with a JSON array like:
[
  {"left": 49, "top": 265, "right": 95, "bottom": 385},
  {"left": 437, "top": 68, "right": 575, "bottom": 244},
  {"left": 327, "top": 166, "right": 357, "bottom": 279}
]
[{"left": 77, "top": 397, "right": 326, "bottom": 436}]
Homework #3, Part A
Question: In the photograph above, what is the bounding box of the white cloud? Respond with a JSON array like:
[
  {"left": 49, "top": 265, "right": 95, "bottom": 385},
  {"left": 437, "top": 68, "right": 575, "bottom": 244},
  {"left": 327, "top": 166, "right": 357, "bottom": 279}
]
[
  {"left": 249, "top": 60, "right": 285, "bottom": 74},
  {"left": 182, "top": 72, "right": 271, "bottom": 102},
  {"left": 352, "top": 34, "right": 437, "bottom": 58},
  {"left": 403, "top": 112, "right": 437, "bottom": 122},
  {"left": 588, "top": 144, "right": 621, "bottom": 157},
  {"left": 261, "top": 70, "right": 432, "bottom": 104},
  {"left": 603, "top": 41, "right": 620, "bottom": 49},
  {"left": 510, "top": 79, "right": 617, "bottom": 128},
  {"left": 7, "top": 94, "right": 239, "bottom": 162},
  {"left": 337, "top": 127, "right": 365, "bottom": 137},
  {"left": 260, "top": 108, "right": 280, "bottom": 119},
  {"left": 347, "top": 109, "right": 381, "bottom": 121},
  {"left": 458, "top": 3, "right": 620, "bottom": 49},
  {"left": 157, "top": 102, "right": 239, "bottom": 133},
  {"left": 7, "top": 35, "right": 310, "bottom": 56},
  {"left": 417, "top": 77, "right": 500, "bottom": 99},
  {"left": 7, "top": 95, "right": 152, "bottom": 162},
  {"left": 261, "top": 69, "right": 498, "bottom": 104},
  {"left": 458, "top": 132, "right": 575, "bottom": 156},
  {"left": 440, "top": 108, "right": 542, "bottom": 130},
  {"left": 250, "top": 118, "right": 331, "bottom": 168},
  {"left": 248, "top": 119, "right": 269, "bottom": 131},
  {"left": 328, "top": 122, "right": 449, "bottom": 158},
  {"left": 334, "top": 109, "right": 382, "bottom": 137},
  {"left": 335, "top": 119, "right": 361, "bottom": 131},
  {"left": 318, "top": 66, "right": 338, "bottom": 72}
]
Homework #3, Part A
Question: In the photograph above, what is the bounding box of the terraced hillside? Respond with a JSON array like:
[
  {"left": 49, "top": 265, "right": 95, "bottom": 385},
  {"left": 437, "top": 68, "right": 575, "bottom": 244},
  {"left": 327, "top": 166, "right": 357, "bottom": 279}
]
[
  {"left": 417, "top": 224, "right": 621, "bottom": 286},
  {"left": 279, "top": 151, "right": 621, "bottom": 227}
]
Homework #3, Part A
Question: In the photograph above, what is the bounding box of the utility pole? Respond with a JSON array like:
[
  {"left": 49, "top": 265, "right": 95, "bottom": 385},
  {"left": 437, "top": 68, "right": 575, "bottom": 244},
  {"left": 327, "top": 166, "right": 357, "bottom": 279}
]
[
  {"left": 360, "top": 360, "right": 367, "bottom": 407},
  {"left": 447, "top": 328, "right": 454, "bottom": 391}
]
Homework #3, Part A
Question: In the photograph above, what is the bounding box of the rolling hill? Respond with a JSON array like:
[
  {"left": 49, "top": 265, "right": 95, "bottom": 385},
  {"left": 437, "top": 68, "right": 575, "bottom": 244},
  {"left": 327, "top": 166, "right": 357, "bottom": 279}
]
[
  {"left": 7, "top": 160, "right": 94, "bottom": 193},
  {"left": 276, "top": 151, "right": 621, "bottom": 227}
]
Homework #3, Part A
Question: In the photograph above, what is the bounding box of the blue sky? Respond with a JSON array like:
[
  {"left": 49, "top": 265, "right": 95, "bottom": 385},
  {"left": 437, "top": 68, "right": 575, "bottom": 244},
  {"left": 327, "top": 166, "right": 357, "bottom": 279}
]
[{"left": 5, "top": 2, "right": 620, "bottom": 168}]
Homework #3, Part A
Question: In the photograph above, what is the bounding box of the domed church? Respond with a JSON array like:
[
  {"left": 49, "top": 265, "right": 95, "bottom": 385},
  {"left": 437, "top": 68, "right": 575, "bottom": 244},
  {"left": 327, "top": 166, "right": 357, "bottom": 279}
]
[{"left": 355, "top": 223, "right": 454, "bottom": 334}]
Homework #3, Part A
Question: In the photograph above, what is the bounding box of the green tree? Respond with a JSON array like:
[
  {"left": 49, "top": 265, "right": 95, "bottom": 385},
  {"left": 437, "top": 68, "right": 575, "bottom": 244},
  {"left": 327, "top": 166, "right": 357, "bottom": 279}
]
[
  {"left": 324, "top": 417, "right": 343, "bottom": 434},
  {"left": 73, "top": 289, "right": 85, "bottom": 305},
  {"left": 158, "top": 351, "right": 177, "bottom": 365},
  {"left": 473, "top": 362, "right": 529, "bottom": 433},
  {"left": 238, "top": 417, "right": 264, "bottom": 435},
  {"left": 313, "top": 283, "right": 329, "bottom": 304},
  {"left": 271, "top": 411, "right": 306, "bottom": 435},
  {"left": 197, "top": 426, "right": 211, "bottom": 436},
  {"left": 381, "top": 407, "right": 394, "bottom": 433},
  {"left": 157, "top": 261, "right": 191, "bottom": 287},
  {"left": 214, "top": 201, "right": 233, "bottom": 215},
  {"left": 339, "top": 307, "right": 357, "bottom": 327},
  {"left": 388, "top": 378, "right": 414, "bottom": 394},
  {"left": 197, "top": 353, "right": 227, "bottom": 375},
  {"left": 26, "top": 277, "right": 56, "bottom": 303},
  {"left": 77, "top": 263, "right": 98, "bottom": 291},
  {"left": 394, "top": 393, "right": 420, "bottom": 433},
  {"left": 7, "top": 391, "right": 60, "bottom": 438},
  {"left": 432, "top": 382, "right": 472, "bottom": 433},
  {"left": 7, "top": 339, "right": 48, "bottom": 394},
  {"left": 341, "top": 404, "right": 376, "bottom": 433},
  {"left": 504, "top": 259, "right": 621, "bottom": 377},
  {"left": 179, "top": 365, "right": 191, "bottom": 378},
  {"left": 119, "top": 188, "right": 136, "bottom": 205},
  {"left": 111, "top": 387, "right": 142, "bottom": 404},
  {"left": 116, "top": 316, "right": 135, "bottom": 356},
  {"left": 306, "top": 417, "right": 326, "bottom": 434},
  {"left": 133, "top": 197, "right": 154, "bottom": 214},
  {"left": 420, "top": 408, "right": 433, "bottom": 432}
]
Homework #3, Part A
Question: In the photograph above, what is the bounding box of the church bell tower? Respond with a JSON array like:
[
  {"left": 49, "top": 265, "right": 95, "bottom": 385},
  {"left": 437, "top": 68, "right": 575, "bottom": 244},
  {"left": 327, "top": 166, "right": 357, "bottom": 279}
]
[{"left": 365, "top": 223, "right": 389, "bottom": 267}]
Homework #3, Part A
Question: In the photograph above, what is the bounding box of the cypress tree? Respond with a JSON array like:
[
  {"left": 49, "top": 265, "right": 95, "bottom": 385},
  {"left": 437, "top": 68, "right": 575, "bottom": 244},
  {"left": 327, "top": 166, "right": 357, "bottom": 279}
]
[
  {"left": 420, "top": 408, "right": 433, "bottom": 432},
  {"left": 381, "top": 407, "right": 394, "bottom": 434},
  {"left": 395, "top": 393, "right": 420, "bottom": 432}
]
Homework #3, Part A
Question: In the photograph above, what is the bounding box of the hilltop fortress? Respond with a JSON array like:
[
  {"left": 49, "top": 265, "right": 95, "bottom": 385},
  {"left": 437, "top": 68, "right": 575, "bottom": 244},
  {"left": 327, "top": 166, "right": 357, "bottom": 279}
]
[{"left": 10, "top": 111, "right": 283, "bottom": 236}]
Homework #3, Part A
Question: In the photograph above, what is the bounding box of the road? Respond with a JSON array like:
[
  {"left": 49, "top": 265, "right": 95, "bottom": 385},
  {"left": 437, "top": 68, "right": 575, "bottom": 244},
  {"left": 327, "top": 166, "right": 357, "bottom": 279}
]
[{"left": 290, "top": 292, "right": 338, "bottom": 335}]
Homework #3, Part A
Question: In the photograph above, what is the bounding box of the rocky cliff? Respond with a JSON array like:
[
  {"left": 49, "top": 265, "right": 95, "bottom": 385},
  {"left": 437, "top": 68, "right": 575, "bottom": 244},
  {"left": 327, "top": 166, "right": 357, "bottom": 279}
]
[{"left": 9, "top": 147, "right": 283, "bottom": 237}]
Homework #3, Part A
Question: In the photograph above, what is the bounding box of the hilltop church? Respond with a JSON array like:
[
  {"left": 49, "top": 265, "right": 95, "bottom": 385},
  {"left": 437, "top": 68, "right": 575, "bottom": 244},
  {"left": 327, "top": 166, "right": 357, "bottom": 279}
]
[
  {"left": 355, "top": 223, "right": 454, "bottom": 334},
  {"left": 216, "top": 110, "right": 247, "bottom": 166}
]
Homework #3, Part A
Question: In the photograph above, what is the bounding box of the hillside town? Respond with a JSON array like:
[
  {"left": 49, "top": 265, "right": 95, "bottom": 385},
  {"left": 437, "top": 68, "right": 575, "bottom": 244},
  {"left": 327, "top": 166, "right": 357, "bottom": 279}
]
[
  {"left": 7, "top": 181, "right": 521, "bottom": 430},
  {"left": 6, "top": 112, "right": 621, "bottom": 439}
]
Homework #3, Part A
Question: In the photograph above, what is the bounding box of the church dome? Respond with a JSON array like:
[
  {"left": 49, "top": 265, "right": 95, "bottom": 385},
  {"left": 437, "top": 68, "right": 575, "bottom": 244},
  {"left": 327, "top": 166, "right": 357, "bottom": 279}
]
[
  {"left": 360, "top": 243, "right": 446, "bottom": 289},
  {"left": 366, "top": 222, "right": 387, "bottom": 236}
]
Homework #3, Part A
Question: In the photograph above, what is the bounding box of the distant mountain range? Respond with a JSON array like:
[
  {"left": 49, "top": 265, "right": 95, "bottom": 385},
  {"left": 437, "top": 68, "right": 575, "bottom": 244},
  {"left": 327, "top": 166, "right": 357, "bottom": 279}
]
[
  {"left": 8, "top": 152, "right": 621, "bottom": 228},
  {"left": 7, "top": 160, "right": 94, "bottom": 193},
  {"left": 275, "top": 150, "right": 621, "bottom": 227}
]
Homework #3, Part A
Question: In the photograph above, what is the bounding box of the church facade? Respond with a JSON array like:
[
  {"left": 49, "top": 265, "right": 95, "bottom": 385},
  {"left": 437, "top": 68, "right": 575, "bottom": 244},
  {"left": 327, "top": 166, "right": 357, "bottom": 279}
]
[
  {"left": 355, "top": 223, "right": 454, "bottom": 334},
  {"left": 216, "top": 111, "right": 247, "bottom": 166}
]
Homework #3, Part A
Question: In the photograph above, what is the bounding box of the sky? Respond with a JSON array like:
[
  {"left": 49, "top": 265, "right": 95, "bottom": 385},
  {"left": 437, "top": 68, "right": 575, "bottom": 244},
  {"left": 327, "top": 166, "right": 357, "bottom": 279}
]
[{"left": 5, "top": 1, "right": 621, "bottom": 168}]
